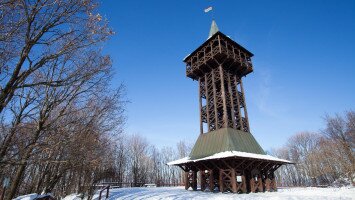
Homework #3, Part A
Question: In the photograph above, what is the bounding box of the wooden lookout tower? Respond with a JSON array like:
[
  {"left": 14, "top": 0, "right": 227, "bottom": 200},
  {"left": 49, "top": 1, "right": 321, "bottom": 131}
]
[{"left": 168, "top": 20, "right": 291, "bottom": 193}]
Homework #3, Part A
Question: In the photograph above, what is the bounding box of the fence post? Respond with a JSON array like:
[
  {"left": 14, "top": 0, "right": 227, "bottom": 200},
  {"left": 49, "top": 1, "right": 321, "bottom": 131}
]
[
  {"left": 98, "top": 185, "right": 109, "bottom": 200},
  {"left": 106, "top": 186, "right": 109, "bottom": 199}
]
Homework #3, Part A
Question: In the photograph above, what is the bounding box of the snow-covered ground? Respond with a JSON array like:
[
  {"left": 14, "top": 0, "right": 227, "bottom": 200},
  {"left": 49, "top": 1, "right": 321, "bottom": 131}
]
[
  {"left": 63, "top": 186, "right": 354, "bottom": 200},
  {"left": 13, "top": 193, "right": 54, "bottom": 200},
  {"left": 15, "top": 186, "right": 354, "bottom": 200}
]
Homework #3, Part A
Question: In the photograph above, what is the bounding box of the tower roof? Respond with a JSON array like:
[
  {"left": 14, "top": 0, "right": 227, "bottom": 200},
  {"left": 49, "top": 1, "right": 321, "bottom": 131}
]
[
  {"left": 208, "top": 20, "right": 219, "bottom": 38},
  {"left": 189, "top": 128, "right": 266, "bottom": 159}
]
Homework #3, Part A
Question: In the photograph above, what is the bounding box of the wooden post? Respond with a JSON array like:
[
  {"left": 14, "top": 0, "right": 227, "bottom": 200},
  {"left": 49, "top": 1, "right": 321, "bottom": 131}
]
[
  {"left": 211, "top": 69, "right": 219, "bottom": 129},
  {"left": 239, "top": 79, "right": 250, "bottom": 131},
  {"left": 192, "top": 171, "right": 197, "bottom": 191},
  {"left": 241, "top": 175, "right": 247, "bottom": 193},
  {"left": 219, "top": 169, "right": 224, "bottom": 192},
  {"left": 204, "top": 74, "right": 211, "bottom": 131},
  {"left": 227, "top": 73, "right": 236, "bottom": 129},
  {"left": 184, "top": 172, "right": 189, "bottom": 190},
  {"left": 271, "top": 177, "right": 277, "bottom": 191},
  {"left": 250, "top": 178, "right": 256, "bottom": 193},
  {"left": 200, "top": 170, "right": 206, "bottom": 191},
  {"left": 198, "top": 78, "right": 203, "bottom": 134},
  {"left": 98, "top": 185, "right": 110, "bottom": 200},
  {"left": 219, "top": 65, "right": 229, "bottom": 128},
  {"left": 218, "top": 35, "right": 222, "bottom": 53},
  {"left": 209, "top": 170, "right": 214, "bottom": 192},
  {"left": 234, "top": 76, "right": 244, "bottom": 131},
  {"left": 231, "top": 169, "right": 237, "bottom": 193},
  {"left": 245, "top": 170, "right": 251, "bottom": 193},
  {"left": 265, "top": 178, "right": 271, "bottom": 192},
  {"left": 257, "top": 175, "right": 263, "bottom": 192}
]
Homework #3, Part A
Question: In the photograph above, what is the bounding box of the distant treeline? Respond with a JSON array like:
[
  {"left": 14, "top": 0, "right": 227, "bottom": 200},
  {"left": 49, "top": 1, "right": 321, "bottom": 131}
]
[{"left": 272, "top": 111, "right": 354, "bottom": 187}]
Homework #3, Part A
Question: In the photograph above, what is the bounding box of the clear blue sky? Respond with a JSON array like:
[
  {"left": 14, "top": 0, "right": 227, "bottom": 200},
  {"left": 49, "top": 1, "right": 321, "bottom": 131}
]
[{"left": 99, "top": 0, "right": 355, "bottom": 151}]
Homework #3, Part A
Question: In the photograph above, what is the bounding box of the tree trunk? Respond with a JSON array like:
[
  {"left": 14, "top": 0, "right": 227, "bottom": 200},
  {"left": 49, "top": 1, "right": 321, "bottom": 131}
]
[{"left": 6, "top": 150, "right": 31, "bottom": 200}]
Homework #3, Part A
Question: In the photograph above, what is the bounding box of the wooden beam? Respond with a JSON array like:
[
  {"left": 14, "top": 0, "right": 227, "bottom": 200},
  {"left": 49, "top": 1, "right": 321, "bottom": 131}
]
[
  {"left": 209, "top": 169, "right": 214, "bottom": 192},
  {"left": 239, "top": 78, "right": 250, "bottom": 131},
  {"left": 219, "top": 169, "right": 224, "bottom": 192},
  {"left": 221, "top": 159, "right": 233, "bottom": 169},
  {"left": 199, "top": 77, "right": 203, "bottom": 134},
  {"left": 204, "top": 74, "right": 211, "bottom": 132},
  {"left": 234, "top": 75, "right": 244, "bottom": 131},
  {"left": 227, "top": 73, "right": 237, "bottom": 129},
  {"left": 219, "top": 65, "right": 229, "bottom": 128},
  {"left": 231, "top": 168, "right": 237, "bottom": 193},
  {"left": 211, "top": 69, "right": 219, "bottom": 129}
]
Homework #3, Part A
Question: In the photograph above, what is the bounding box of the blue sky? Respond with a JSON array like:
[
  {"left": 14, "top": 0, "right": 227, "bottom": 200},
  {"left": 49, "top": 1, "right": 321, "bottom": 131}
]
[{"left": 99, "top": 0, "right": 355, "bottom": 151}]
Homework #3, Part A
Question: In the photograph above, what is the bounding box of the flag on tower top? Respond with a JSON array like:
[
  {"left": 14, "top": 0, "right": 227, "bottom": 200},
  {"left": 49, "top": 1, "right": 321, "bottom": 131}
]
[{"left": 204, "top": 6, "right": 213, "bottom": 13}]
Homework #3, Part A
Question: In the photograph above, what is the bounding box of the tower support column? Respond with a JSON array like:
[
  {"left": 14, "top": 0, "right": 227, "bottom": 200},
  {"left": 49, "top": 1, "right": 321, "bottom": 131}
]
[
  {"left": 185, "top": 170, "right": 197, "bottom": 191},
  {"left": 227, "top": 73, "right": 237, "bottom": 129},
  {"left": 239, "top": 79, "right": 250, "bottom": 131},
  {"left": 219, "top": 65, "right": 229, "bottom": 128},
  {"left": 211, "top": 69, "right": 219, "bottom": 129},
  {"left": 198, "top": 78, "right": 203, "bottom": 134},
  {"left": 204, "top": 74, "right": 211, "bottom": 132},
  {"left": 234, "top": 75, "right": 244, "bottom": 131}
]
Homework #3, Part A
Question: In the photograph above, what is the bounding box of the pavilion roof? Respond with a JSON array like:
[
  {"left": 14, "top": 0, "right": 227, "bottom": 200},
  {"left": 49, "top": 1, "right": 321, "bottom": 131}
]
[
  {"left": 167, "top": 150, "right": 292, "bottom": 166},
  {"left": 189, "top": 128, "right": 265, "bottom": 160}
]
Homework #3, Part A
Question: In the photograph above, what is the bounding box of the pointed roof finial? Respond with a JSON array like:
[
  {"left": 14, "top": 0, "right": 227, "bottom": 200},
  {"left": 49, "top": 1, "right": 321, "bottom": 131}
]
[{"left": 208, "top": 20, "right": 219, "bottom": 38}]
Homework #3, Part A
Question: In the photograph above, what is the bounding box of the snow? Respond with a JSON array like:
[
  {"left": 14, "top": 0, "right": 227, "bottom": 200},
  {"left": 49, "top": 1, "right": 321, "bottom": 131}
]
[
  {"left": 92, "top": 186, "right": 355, "bottom": 200},
  {"left": 183, "top": 53, "right": 191, "bottom": 60},
  {"left": 61, "top": 193, "right": 82, "bottom": 200},
  {"left": 13, "top": 193, "right": 39, "bottom": 200},
  {"left": 167, "top": 156, "right": 191, "bottom": 165},
  {"left": 14, "top": 193, "right": 53, "bottom": 200},
  {"left": 167, "top": 151, "right": 291, "bottom": 166},
  {"left": 61, "top": 193, "right": 101, "bottom": 200}
]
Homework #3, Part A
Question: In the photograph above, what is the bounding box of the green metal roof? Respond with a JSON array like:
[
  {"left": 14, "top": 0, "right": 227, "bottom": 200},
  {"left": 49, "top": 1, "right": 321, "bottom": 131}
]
[
  {"left": 189, "top": 128, "right": 266, "bottom": 159},
  {"left": 208, "top": 20, "right": 219, "bottom": 38}
]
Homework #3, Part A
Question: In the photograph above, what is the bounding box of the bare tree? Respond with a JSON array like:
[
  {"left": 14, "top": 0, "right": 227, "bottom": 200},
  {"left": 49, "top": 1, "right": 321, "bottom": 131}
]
[
  {"left": 176, "top": 140, "right": 191, "bottom": 184},
  {"left": 0, "top": 0, "right": 113, "bottom": 113},
  {"left": 272, "top": 111, "right": 355, "bottom": 187},
  {"left": 322, "top": 111, "right": 354, "bottom": 185},
  {"left": 0, "top": 1, "right": 129, "bottom": 198},
  {"left": 126, "top": 134, "right": 150, "bottom": 186}
]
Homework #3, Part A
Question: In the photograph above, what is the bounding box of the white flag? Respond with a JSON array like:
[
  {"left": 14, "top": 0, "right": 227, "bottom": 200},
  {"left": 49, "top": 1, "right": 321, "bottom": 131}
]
[{"left": 204, "top": 6, "right": 213, "bottom": 13}]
